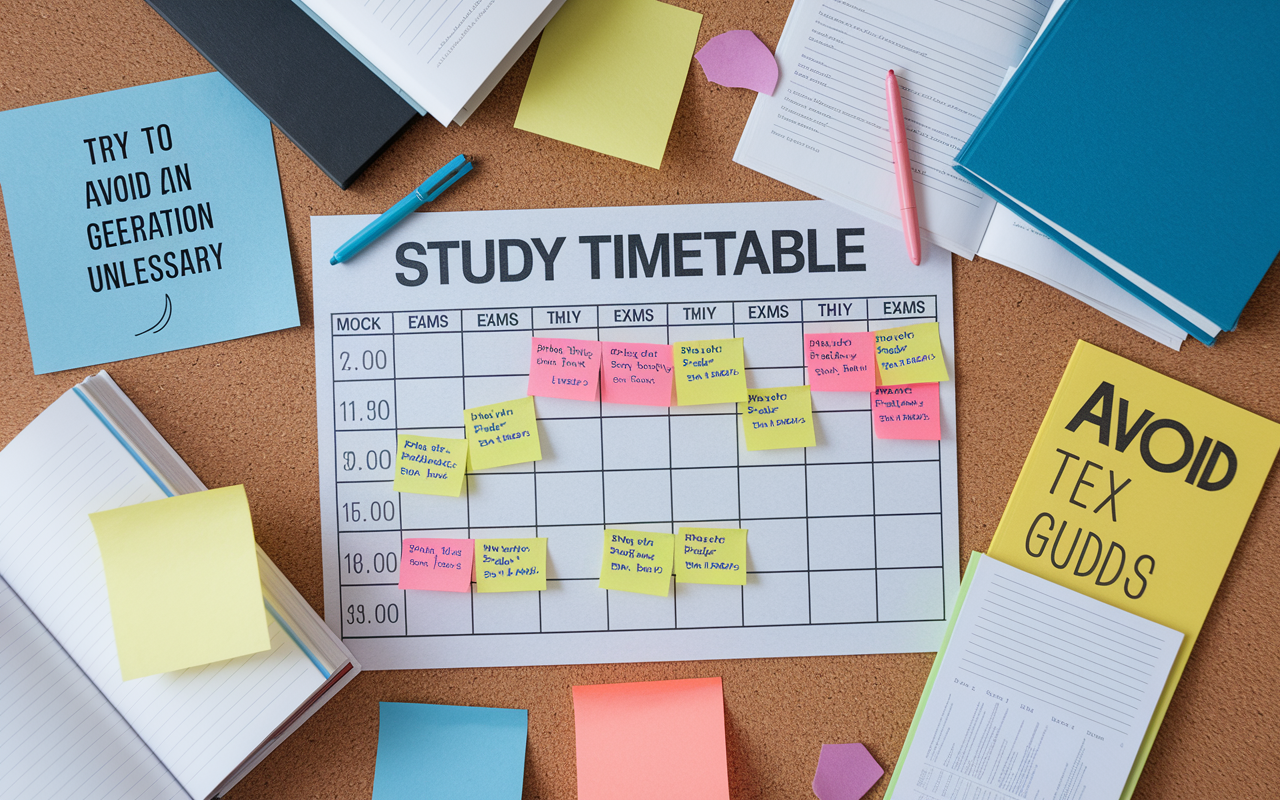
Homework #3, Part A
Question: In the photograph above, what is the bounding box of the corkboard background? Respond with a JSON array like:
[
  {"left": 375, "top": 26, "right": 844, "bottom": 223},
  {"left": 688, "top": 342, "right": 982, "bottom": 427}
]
[{"left": 1, "top": 2, "right": 1277, "bottom": 798}]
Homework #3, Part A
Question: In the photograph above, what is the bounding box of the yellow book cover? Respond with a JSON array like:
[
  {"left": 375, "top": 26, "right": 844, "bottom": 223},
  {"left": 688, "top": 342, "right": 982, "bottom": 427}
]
[{"left": 987, "top": 340, "right": 1280, "bottom": 800}]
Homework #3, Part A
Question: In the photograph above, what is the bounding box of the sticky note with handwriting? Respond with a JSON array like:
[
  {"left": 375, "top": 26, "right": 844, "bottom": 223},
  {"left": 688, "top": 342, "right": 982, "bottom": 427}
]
[
  {"left": 675, "top": 527, "right": 747, "bottom": 585},
  {"left": 674, "top": 338, "right": 747, "bottom": 405},
  {"left": 805, "top": 331, "right": 876, "bottom": 392},
  {"left": 528, "top": 337, "right": 602, "bottom": 401},
  {"left": 475, "top": 538, "right": 548, "bottom": 592},
  {"left": 393, "top": 434, "right": 468, "bottom": 496},
  {"left": 465, "top": 396, "right": 542, "bottom": 470},
  {"left": 741, "top": 386, "right": 816, "bottom": 450},
  {"left": 400, "top": 538, "right": 475, "bottom": 592},
  {"left": 601, "top": 342, "right": 674, "bottom": 406},
  {"left": 873, "top": 383, "right": 942, "bottom": 440},
  {"left": 874, "top": 322, "right": 949, "bottom": 385},
  {"left": 598, "top": 529, "right": 675, "bottom": 596}
]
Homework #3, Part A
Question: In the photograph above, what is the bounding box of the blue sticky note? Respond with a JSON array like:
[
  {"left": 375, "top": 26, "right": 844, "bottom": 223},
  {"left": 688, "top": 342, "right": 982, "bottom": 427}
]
[
  {"left": 373, "top": 702, "right": 528, "bottom": 800},
  {"left": 0, "top": 72, "right": 299, "bottom": 373}
]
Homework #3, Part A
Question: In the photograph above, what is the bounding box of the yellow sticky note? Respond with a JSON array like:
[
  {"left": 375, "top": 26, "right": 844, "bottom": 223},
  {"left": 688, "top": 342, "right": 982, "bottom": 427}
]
[
  {"left": 465, "top": 396, "right": 542, "bottom": 470},
  {"left": 675, "top": 527, "right": 747, "bottom": 585},
  {"left": 513, "top": 0, "right": 703, "bottom": 169},
  {"left": 674, "top": 338, "right": 748, "bottom": 405},
  {"left": 740, "top": 386, "right": 816, "bottom": 450},
  {"left": 88, "top": 485, "right": 270, "bottom": 681},
  {"left": 598, "top": 529, "right": 675, "bottom": 596},
  {"left": 875, "top": 322, "right": 950, "bottom": 385},
  {"left": 475, "top": 538, "right": 548, "bottom": 592},
  {"left": 393, "top": 434, "right": 468, "bottom": 497}
]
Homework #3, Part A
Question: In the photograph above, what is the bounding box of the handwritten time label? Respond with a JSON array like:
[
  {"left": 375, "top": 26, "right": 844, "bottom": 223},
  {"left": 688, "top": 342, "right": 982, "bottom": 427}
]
[
  {"left": 399, "top": 538, "right": 475, "bottom": 592},
  {"left": 741, "top": 386, "right": 816, "bottom": 450},
  {"left": 600, "top": 342, "right": 675, "bottom": 406},
  {"left": 805, "top": 331, "right": 876, "bottom": 392},
  {"left": 475, "top": 538, "right": 547, "bottom": 592},
  {"left": 674, "top": 338, "right": 748, "bottom": 405},
  {"left": 464, "top": 396, "right": 542, "bottom": 470},
  {"left": 392, "top": 434, "right": 468, "bottom": 496},
  {"left": 528, "top": 337, "right": 602, "bottom": 401},
  {"left": 875, "top": 322, "right": 948, "bottom": 385},
  {"left": 676, "top": 527, "right": 747, "bottom": 585},
  {"left": 873, "top": 383, "right": 942, "bottom": 440},
  {"left": 598, "top": 529, "right": 675, "bottom": 596}
]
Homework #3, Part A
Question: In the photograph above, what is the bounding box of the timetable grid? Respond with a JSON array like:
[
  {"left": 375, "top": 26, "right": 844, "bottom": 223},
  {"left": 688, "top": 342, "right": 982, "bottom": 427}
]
[{"left": 330, "top": 296, "right": 944, "bottom": 640}]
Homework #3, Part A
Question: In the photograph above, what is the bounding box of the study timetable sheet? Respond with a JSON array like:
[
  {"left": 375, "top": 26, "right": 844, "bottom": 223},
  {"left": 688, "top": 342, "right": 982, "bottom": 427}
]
[{"left": 312, "top": 200, "right": 959, "bottom": 669}]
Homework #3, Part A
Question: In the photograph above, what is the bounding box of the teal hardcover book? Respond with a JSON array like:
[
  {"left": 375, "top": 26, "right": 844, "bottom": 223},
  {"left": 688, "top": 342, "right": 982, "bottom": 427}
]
[
  {"left": 0, "top": 72, "right": 299, "bottom": 373},
  {"left": 954, "top": 0, "right": 1280, "bottom": 345}
]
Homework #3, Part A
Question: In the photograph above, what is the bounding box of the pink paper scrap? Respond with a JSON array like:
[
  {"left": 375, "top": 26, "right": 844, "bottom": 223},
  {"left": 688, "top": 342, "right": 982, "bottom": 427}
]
[
  {"left": 399, "top": 538, "right": 475, "bottom": 592},
  {"left": 805, "top": 331, "right": 876, "bottom": 392},
  {"left": 811, "top": 743, "right": 884, "bottom": 800},
  {"left": 600, "top": 342, "right": 675, "bottom": 406},
  {"left": 528, "top": 337, "right": 602, "bottom": 401},
  {"left": 872, "top": 382, "right": 941, "bottom": 440},
  {"left": 694, "top": 30, "right": 779, "bottom": 95}
]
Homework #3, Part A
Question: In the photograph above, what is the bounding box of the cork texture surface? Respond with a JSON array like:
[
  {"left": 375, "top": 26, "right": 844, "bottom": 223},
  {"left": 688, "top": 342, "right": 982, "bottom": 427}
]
[{"left": 0, "top": 2, "right": 1277, "bottom": 799}]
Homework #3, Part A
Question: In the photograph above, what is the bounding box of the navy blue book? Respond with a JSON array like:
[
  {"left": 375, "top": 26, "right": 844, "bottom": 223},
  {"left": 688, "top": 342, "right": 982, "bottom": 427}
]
[{"left": 954, "top": 0, "right": 1280, "bottom": 345}]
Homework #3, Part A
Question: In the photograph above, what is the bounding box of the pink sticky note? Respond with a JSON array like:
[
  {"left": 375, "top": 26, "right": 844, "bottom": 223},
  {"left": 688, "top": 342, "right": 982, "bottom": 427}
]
[
  {"left": 694, "top": 30, "right": 779, "bottom": 95},
  {"left": 600, "top": 342, "right": 674, "bottom": 406},
  {"left": 811, "top": 743, "right": 884, "bottom": 800},
  {"left": 805, "top": 332, "right": 876, "bottom": 392},
  {"left": 872, "top": 382, "right": 942, "bottom": 440},
  {"left": 399, "top": 538, "right": 475, "bottom": 592},
  {"left": 528, "top": 338, "right": 602, "bottom": 401}
]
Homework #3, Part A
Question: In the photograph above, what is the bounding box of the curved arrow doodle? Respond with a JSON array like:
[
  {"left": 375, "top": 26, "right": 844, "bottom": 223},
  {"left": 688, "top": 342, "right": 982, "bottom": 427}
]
[{"left": 135, "top": 293, "right": 172, "bottom": 336}]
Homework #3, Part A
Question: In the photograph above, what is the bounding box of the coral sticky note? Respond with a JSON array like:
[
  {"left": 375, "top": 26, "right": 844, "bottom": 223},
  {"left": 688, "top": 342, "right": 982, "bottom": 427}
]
[
  {"left": 675, "top": 527, "right": 747, "bottom": 585},
  {"left": 872, "top": 383, "right": 942, "bottom": 440},
  {"left": 400, "top": 538, "right": 475, "bottom": 592},
  {"left": 573, "top": 677, "right": 730, "bottom": 800},
  {"left": 600, "top": 341, "right": 674, "bottom": 406},
  {"left": 465, "top": 396, "right": 542, "bottom": 470},
  {"left": 393, "top": 434, "right": 468, "bottom": 496},
  {"left": 741, "top": 386, "right": 816, "bottom": 450},
  {"left": 89, "top": 485, "right": 270, "bottom": 680},
  {"left": 475, "top": 538, "right": 547, "bottom": 592},
  {"left": 694, "top": 30, "right": 779, "bottom": 95},
  {"left": 528, "top": 337, "right": 602, "bottom": 400},
  {"left": 805, "top": 331, "right": 876, "bottom": 392},
  {"left": 874, "top": 322, "right": 949, "bottom": 385},
  {"left": 598, "top": 529, "right": 675, "bottom": 596},
  {"left": 674, "top": 338, "right": 748, "bottom": 405}
]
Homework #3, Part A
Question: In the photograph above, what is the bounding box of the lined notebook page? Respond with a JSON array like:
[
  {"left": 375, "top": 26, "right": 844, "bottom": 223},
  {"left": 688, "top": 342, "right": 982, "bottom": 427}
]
[
  {"left": 0, "top": 577, "right": 189, "bottom": 800},
  {"left": 888, "top": 555, "right": 1182, "bottom": 800},
  {"left": 0, "top": 390, "right": 324, "bottom": 800}
]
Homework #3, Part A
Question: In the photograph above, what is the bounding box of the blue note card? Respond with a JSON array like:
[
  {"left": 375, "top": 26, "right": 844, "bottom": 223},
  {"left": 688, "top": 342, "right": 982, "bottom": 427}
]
[
  {"left": 373, "top": 702, "right": 528, "bottom": 800},
  {"left": 0, "top": 72, "right": 299, "bottom": 373}
]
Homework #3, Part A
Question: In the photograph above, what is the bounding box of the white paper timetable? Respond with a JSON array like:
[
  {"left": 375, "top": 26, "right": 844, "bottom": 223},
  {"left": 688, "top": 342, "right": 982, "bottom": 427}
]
[{"left": 313, "top": 200, "right": 960, "bottom": 670}]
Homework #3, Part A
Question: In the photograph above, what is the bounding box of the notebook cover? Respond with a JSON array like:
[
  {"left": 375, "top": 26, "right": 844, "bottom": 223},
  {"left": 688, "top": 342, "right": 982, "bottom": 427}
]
[
  {"left": 143, "top": 0, "right": 418, "bottom": 189},
  {"left": 955, "top": 0, "right": 1280, "bottom": 335}
]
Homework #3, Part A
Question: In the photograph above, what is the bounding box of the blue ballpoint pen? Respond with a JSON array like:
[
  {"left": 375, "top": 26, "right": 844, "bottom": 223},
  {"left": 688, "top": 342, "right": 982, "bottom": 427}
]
[{"left": 329, "top": 154, "right": 473, "bottom": 265}]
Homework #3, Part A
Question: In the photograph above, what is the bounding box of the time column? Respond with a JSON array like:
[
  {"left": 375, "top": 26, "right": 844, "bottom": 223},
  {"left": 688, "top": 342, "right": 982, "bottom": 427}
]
[{"left": 332, "top": 312, "right": 404, "bottom": 637}]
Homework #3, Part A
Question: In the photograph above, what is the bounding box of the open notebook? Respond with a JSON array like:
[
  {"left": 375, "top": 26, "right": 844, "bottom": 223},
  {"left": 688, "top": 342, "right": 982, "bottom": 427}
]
[{"left": 0, "top": 372, "right": 359, "bottom": 800}]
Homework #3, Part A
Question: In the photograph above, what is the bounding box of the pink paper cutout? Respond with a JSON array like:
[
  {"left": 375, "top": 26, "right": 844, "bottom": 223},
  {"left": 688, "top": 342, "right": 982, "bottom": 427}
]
[
  {"left": 528, "top": 338, "right": 602, "bottom": 401},
  {"left": 600, "top": 342, "right": 675, "bottom": 406},
  {"left": 872, "top": 382, "right": 941, "bottom": 440},
  {"left": 805, "top": 332, "right": 876, "bottom": 392},
  {"left": 399, "top": 538, "right": 475, "bottom": 592},
  {"left": 694, "top": 30, "right": 779, "bottom": 95},
  {"left": 811, "top": 743, "right": 884, "bottom": 800}
]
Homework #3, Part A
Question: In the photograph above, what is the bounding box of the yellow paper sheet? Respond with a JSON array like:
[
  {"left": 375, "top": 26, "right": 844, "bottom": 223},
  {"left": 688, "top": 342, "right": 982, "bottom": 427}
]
[
  {"left": 89, "top": 485, "right": 270, "bottom": 681},
  {"left": 598, "top": 529, "right": 675, "bottom": 596},
  {"left": 475, "top": 538, "right": 548, "bottom": 592},
  {"left": 393, "top": 434, "right": 468, "bottom": 497},
  {"left": 875, "top": 322, "right": 950, "bottom": 385},
  {"left": 513, "top": 0, "right": 703, "bottom": 169},
  {"left": 675, "top": 527, "right": 747, "bottom": 585},
  {"left": 740, "top": 386, "right": 816, "bottom": 450},
  {"left": 674, "top": 338, "right": 748, "bottom": 405},
  {"left": 465, "top": 396, "right": 542, "bottom": 470}
]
